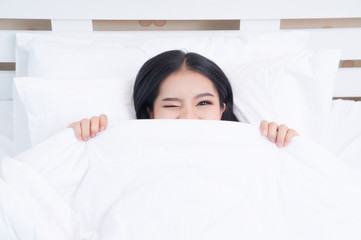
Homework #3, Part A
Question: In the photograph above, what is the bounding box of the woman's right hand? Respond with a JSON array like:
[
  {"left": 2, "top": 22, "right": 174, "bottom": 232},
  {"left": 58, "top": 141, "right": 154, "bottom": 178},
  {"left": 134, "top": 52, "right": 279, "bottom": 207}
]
[{"left": 68, "top": 114, "right": 108, "bottom": 141}]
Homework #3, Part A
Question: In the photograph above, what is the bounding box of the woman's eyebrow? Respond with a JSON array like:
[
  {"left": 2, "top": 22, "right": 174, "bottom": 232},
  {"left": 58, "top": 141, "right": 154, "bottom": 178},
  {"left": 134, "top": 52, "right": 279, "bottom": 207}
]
[
  {"left": 161, "top": 97, "right": 181, "bottom": 102},
  {"left": 195, "top": 93, "right": 215, "bottom": 99},
  {"left": 161, "top": 93, "right": 214, "bottom": 102}
]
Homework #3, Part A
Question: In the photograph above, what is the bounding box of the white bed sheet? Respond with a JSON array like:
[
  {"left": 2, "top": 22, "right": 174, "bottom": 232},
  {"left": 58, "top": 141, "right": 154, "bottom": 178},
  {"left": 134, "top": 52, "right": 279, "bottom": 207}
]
[
  {"left": 1, "top": 120, "right": 361, "bottom": 240},
  {"left": 322, "top": 99, "right": 361, "bottom": 171},
  {"left": 0, "top": 101, "right": 14, "bottom": 159}
]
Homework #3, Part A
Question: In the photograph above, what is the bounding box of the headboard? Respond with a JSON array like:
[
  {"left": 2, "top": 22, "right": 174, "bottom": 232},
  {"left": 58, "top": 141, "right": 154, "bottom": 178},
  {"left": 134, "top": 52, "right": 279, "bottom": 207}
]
[{"left": 1, "top": 0, "right": 361, "bottom": 101}]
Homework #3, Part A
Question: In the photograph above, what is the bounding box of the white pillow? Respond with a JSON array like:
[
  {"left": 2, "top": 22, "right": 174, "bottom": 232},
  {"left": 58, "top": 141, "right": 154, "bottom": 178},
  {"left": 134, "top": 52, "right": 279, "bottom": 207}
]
[
  {"left": 230, "top": 49, "right": 341, "bottom": 142},
  {"left": 16, "top": 33, "right": 148, "bottom": 78},
  {"left": 13, "top": 77, "right": 134, "bottom": 153},
  {"left": 124, "top": 31, "right": 311, "bottom": 75}
]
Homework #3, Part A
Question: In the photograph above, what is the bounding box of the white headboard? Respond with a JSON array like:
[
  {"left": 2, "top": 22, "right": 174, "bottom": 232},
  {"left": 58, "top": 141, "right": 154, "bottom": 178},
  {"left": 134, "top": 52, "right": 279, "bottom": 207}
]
[
  {"left": 2, "top": 0, "right": 361, "bottom": 19},
  {"left": 1, "top": 0, "right": 361, "bottom": 101}
]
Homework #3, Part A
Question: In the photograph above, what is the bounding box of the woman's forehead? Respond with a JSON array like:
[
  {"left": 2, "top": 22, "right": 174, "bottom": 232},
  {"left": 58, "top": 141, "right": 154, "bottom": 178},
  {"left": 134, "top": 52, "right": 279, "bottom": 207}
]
[{"left": 159, "top": 70, "right": 218, "bottom": 95}]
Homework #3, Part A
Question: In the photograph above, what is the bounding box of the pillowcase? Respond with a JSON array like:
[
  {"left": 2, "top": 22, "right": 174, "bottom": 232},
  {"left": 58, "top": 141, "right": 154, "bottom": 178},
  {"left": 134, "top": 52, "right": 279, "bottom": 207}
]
[
  {"left": 15, "top": 33, "right": 149, "bottom": 78},
  {"left": 13, "top": 77, "right": 134, "bottom": 153},
  {"left": 230, "top": 49, "right": 341, "bottom": 142},
  {"left": 124, "top": 31, "right": 311, "bottom": 75}
]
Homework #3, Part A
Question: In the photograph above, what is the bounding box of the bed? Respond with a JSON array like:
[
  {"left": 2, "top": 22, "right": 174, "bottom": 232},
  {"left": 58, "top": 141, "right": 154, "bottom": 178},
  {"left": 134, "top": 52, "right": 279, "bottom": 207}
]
[{"left": 1, "top": 0, "right": 361, "bottom": 239}]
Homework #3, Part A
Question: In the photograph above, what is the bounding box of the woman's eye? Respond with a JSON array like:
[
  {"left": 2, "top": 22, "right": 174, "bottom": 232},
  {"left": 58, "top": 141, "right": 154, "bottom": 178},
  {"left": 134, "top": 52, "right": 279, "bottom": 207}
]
[
  {"left": 197, "top": 101, "right": 212, "bottom": 106},
  {"left": 163, "top": 105, "right": 179, "bottom": 108}
]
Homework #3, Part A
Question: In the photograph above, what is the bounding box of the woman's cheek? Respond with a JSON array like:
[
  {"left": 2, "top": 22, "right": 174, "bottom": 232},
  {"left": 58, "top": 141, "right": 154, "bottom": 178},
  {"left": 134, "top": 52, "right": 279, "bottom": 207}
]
[
  {"left": 154, "top": 108, "right": 179, "bottom": 119},
  {"left": 198, "top": 106, "right": 223, "bottom": 120}
]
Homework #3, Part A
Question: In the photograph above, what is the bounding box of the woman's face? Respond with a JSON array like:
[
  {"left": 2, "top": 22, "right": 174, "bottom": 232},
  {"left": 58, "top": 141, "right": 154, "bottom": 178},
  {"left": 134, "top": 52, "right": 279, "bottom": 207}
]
[{"left": 148, "top": 70, "right": 226, "bottom": 120}]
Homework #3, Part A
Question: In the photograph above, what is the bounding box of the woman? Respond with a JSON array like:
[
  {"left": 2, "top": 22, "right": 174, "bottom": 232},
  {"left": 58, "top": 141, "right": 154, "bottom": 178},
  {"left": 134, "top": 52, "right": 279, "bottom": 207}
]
[{"left": 69, "top": 50, "right": 298, "bottom": 148}]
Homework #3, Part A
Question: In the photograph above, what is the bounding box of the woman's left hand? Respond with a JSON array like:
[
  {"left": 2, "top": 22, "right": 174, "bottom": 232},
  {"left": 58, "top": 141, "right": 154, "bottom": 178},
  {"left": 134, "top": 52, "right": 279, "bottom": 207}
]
[{"left": 260, "top": 120, "right": 299, "bottom": 148}]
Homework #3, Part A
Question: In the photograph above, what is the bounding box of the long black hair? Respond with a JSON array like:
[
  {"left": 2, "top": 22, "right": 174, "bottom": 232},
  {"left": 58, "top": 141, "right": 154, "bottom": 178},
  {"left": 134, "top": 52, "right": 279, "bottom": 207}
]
[{"left": 133, "top": 50, "right": 239, "bottom": 121}]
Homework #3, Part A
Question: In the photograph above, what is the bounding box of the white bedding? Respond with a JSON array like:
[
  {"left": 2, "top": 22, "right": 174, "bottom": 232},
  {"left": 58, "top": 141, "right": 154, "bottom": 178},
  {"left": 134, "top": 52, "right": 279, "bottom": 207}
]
[
  {"left": 0, "top": 101, "right": 13, "bottom": 159},
  {"left": 1, "top": 120, "right": 361, "bottom": 240},
  {"left": 320, "top": 99, "right": 361, "bottom": 171},
  {"left": 1, "top": 99, "right": 361, "bottom": 161}
]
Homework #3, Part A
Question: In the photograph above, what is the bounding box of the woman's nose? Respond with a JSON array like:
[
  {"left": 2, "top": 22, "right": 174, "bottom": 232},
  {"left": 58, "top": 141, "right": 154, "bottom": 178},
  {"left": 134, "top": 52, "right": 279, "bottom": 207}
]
[{"left": 179, "top": 108, "right": 198, "bottom": 119}]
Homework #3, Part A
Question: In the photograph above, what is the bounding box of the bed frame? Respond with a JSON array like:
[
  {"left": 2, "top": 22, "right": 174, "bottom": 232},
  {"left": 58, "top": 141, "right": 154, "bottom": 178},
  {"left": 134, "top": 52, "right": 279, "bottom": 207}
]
[{"left": 1, "top": 0, "right": 361, "bottom": 101}]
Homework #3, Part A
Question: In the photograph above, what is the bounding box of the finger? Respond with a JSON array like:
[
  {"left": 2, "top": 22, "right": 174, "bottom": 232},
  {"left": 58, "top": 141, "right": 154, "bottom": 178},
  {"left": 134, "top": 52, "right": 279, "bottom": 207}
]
[
  {"left": 284, "top": 129, "right": 299, "bottom": 147},
  {"left": 80, "top": 118, "right": 90, "bottom": 141},
  {"left": 259, "top": 120, "right": 269, "bottom": 136},
  {"left": 68, "top": 122, "right": 82, "bottom": 141},
  {"left": 267, "top": 122, "right": 278, "bottom": 143},
  {"left": 276, "top": 124, "right": 288, "bottom": 148},
  {"left": 90, "top": 116, "right": 100, "bottom": 138},
  {"left": 99, "top": 114, "right": 108, "bottom": 132}
]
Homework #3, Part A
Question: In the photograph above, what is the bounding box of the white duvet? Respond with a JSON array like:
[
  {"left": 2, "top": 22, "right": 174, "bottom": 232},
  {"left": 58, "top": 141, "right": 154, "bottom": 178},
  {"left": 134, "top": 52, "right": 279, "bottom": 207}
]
[{"left": 1, "top": 120, "right": 361, "bottom": 240}]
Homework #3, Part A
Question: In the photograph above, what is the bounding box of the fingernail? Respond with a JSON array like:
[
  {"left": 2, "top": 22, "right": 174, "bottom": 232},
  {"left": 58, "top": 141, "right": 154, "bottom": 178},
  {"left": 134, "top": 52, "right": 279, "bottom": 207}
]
[
  {"left": 262, "top": 129, "right": 267, "bottom": 136},
  {"left": 90, "top": 133, "right": 95, "bottom": 138},
  {"left": 100, "top": 126, "right": 105, "bottom": 132}
]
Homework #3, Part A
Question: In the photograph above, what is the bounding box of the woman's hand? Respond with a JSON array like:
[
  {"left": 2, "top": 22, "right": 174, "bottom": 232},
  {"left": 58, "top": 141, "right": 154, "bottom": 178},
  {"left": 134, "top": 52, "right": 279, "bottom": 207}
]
[
  {"left": 68, "top": 114, "right": 108, "bottom": 141},
  {"left": 260, "top": 120, "right": 299, "bottom": 148}
]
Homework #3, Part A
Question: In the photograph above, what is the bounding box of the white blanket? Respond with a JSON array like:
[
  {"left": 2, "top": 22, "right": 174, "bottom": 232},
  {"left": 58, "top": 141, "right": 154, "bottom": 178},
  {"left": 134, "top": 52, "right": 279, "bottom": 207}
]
[{"left": 1, "top": 120, "right": 361, "bottom": 240}]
